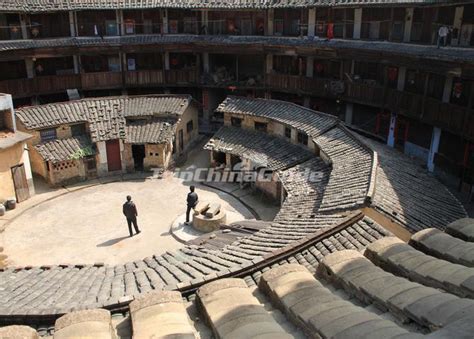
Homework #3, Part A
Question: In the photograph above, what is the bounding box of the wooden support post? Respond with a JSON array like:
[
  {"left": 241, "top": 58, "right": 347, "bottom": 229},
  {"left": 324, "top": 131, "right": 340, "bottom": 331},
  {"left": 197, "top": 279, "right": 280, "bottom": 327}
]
[
  {"left": 308, "top": 8, "right": 316, "bottom": 38},
  {"left": 203, "top": 52, "right": 209, "bottom": 73},
  {"left": 353, "top": 8, "right": 362, "bottom": 39},
  {"left": 267, "top": 9, "right": 274, "bottom": 36},
  {"left": 201, "top": 10, "right": 208, "bottom": 33},
  {"left": 403, "top": 8, "right": 414, "bottom": 43},
  {"left": 117, "top": 9, "right": 124, "bottom": 36},
  {"left": 164, "top": 51, "right": 170, "bottom": 70},
  {"left": 25, "top": 58, "right": 34, "bottom": 79},
  {"left": 162, "top": 9, "right": 168, "bottom": 34},
  {"left": 428, "top": 127, "right": 441, "bottom": 172},
  {"left": 387, "top": 112, "right": 397, "bottom": 147},
  {"left": 266, "top": 54, "right": 273, "bottom": 74},
  {"left": 345, "top": 103, "right": 353, "bottom": 125},
  {"left": 20, "top": 14, "right": 28, "bottom": 39},
  {"left": 442, "top": 75, "right": 454, "bottom": 103},
  {"left": 306, "top": 56, "right": 314, "bottom": 78},
  {"left": 397, "top": 66, "right": 406, "bottom": 91},
  {"left": 452, "top": 6, "right": 464, "bottom": 46},
  {"left": 69, "top": 11, "right": 76, "bottom": 37}
]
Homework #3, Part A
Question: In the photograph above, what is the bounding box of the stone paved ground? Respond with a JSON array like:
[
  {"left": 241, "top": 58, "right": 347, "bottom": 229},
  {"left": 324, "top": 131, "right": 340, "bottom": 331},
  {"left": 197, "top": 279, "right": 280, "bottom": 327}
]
[{"left": 0, "top": 148, "right": 254, "bottom": 267}]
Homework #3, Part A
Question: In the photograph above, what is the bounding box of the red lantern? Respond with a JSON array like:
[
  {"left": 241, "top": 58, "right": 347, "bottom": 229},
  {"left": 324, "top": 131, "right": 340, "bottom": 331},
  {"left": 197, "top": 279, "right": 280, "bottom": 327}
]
[
  {"left": 327, "top": 23, "right": 334, "bottom": 40},
  {"left": 388, "top": 67, "right": 398, "bottom": 82},
  {"left": 315, "top": 63, "right": 324, "bottom": 73},
  {"left": 453, "top": 81, "right": 463, "bottom": 99}
]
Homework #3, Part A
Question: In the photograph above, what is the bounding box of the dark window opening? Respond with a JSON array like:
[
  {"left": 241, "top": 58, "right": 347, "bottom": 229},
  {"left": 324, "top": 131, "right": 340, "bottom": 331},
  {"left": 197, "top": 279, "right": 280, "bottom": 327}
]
[
  {"left": 297, "top": 131, "right": 308, "bottom": 146},
  {"left": 231, "top": 117, "right": 242, "bottom": 127},
  {"left": 254, "top": 122, "right": 267, "bottom": 133},
  {"left": 71, "top": 123, "right": 86, "bottom": 137},
  {"left": 187, "top": 120, "right": 194, "bottom": 133},
  {"left": 40, "top": 128, "right": 57, "bottom": 142},
  {"left": 285, "top": 126, "right": 292, "bottom": 139}
]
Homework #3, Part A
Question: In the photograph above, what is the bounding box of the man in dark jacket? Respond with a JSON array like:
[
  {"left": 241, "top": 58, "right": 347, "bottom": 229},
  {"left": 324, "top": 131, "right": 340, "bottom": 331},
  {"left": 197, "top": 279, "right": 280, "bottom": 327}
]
[
  {"left": 185, "top": 186, "right": 198, "bottom": 225},
  {"left": 123, "top": 195, "right": 141, "bottom": 237}
]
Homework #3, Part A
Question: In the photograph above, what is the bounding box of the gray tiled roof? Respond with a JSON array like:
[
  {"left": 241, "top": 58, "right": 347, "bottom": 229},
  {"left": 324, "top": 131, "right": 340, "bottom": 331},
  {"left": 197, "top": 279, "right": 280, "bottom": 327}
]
[
  {"left": 1, "top": 35, "right": 472, "bottom": 64},
  {"left": 15, "top": 95, "right": 192, "bottom": 143},
  {"left": 35, "top": 136, "right": 95, "bottom": 163},
  {"left": 363, "top": 136, "right": 468, "bottom": 232},
  {"left": 216, "top": 96, "right": 338, "bottom": 137},
  {"left": 0, "top": 0, "right": 463, "bottom": 11},
  {"left": 204, "top": 125, "right": 313, "bottom": 171},
  {"left": 125, "top": 118, "right": 177, "bottom": 144}
]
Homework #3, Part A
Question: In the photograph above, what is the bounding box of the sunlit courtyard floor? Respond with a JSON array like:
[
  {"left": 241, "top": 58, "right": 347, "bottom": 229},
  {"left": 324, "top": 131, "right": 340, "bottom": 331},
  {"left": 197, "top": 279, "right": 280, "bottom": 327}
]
[{"left": 0, "top": 147, "right": 255, "bottom": 266}]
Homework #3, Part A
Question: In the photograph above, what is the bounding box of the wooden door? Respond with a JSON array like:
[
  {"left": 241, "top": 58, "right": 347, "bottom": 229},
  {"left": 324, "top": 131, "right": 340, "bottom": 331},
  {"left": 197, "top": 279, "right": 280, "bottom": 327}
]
[
  {"left": 179, "top": 130, "right": 184, "bottom": 152},
  {"left": 106, "top": 139, "right": 122, "bottom": 172},
  {"left": 11, "top": 164, "right": 30, "bottom": 202}
]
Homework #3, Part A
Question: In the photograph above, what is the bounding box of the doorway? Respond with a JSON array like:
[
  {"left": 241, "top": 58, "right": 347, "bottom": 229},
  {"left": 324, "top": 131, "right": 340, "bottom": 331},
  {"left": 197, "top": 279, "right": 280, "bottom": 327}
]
[
  {"left": 132, "top": 144, "right": 145, "bottom": 171},
  {"left": 106, "top": 139, "right": 122, "bottom": 172},
  {"left": 11, "top": 164, "right": 30, "bottom": 202}
]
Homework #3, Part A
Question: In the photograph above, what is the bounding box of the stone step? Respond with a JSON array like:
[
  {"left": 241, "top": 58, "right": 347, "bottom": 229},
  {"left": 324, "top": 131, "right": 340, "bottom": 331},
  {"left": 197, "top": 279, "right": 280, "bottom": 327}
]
[
  {"left": 196, "top": 278, "right": 294, "bottom": 339},
  {"left": 409, "top": 228, "right": 474, "bottom": 267},
  {"left": 365, "top": 237, "right": 474, "bottom": 299},
  {"left": 0, "top": 325, "right": 39, "bottom": 338},
  {"left": 258, "top": 264, "right": 421, "bottom": 339},
  {"left": 446, "top": 218, "right": 474, "bottom": 242},
  {"left": 317, "top": 250, "right": 474, "bottom": 331},
  {"left": 129, "top": 290, "right": 196, "bottom": 338},
  {"left": 53, "top": 309, "right": 115, "bottom": 339}
]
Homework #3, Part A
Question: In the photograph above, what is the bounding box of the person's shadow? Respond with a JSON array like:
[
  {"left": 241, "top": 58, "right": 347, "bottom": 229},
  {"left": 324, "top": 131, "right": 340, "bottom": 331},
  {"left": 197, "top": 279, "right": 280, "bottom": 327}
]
[{"left": 97, "top": 236, "right": 129, "bottom": 247}]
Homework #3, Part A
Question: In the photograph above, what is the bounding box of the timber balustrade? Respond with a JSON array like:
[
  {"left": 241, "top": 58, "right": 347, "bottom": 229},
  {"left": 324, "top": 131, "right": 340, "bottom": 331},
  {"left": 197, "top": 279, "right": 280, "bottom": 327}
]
[{"left": 0, "top": 71, "right": 472, "bottom": 139}]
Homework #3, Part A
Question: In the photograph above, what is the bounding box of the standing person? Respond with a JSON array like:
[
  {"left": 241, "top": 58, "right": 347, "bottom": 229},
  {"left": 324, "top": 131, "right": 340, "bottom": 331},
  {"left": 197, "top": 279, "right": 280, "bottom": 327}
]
[
  {"left": 438, "top": 26, "right": 449, "bottom": 48},
  {"left": 185, "top": 186, "right": 199, "bottom": 225},
  {"left": 123, "top": 195, "right": 141, "bottom": 237}
]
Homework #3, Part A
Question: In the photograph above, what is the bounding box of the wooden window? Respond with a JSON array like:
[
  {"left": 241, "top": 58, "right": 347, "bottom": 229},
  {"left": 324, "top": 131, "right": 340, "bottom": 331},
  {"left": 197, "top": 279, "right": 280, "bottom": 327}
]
[
  {"left": 40, "top": 128, "right": 57, "bottom": 142},
  {"left": 71, "top": 123, "right": 86, "bottom": 137},
  {"left": 187, "top": 120, "right": 194, "bottom": 133},
  {"left": 254, "top": 122, "right": 267, "bottom": 133},
  {"left": 297, "top": 131, "right": 308, "bottom": 146},
  {"left": 285, "top": 126, "right": 291, "bottom": 139},
  {"left": 231, "top": 117, "right": 242, "bottom": 127}
]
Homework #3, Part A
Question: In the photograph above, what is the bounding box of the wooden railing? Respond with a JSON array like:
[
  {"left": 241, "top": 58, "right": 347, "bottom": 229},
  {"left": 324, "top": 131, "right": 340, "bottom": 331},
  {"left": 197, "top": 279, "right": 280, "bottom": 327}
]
[
  {"left": 385, "top": 89, "right": 423, "bottom": 119},
  {"left": 165, "top": 69, "right": 198, "bottom": 84},
  {"left": 1, "top": 71, "right": 473, "bottom": 139},
  {"left": 35, "top": 74, "right": 81, "bottom": 94},
  {"left": 345, "top": 82, "right": 384, "bottom": 107},
  {"left": 265, "top": 74, "right": 329, "bottom": 95},
  {"left": 0, "top": 78, "right": 36, "bottom": 97},
  {"left": 125, "top": 70, "right": 164, "bottom": 86},
  {"left": 0, "top": 75, "right": 81, "bottom": 97},
  {"left": 81, "top": 72, "right": 122, "bottom": 89}
]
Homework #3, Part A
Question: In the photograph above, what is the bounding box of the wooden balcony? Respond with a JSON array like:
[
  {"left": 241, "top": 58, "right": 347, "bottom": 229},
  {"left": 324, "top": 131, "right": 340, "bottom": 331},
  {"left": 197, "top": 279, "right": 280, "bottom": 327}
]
[
  {"left": 423, "top": 98, "right": 472, "bottom": 137},
  {"left": 265, "top": 74, "right": 329, "bottom": 95},
  {"left": 165, "top": 69, "right": 198, "bottom": 85},
  {"left": 35, "top": 74, "right": 81, "bottom": 94},
  {"left": 345, "top": 82, "right": 384, "bottom": 107},
  {"left": 385, "top": 89, "right": 423, "bottom": 118},
  {"left": 125, "top": 70, "right": 164, "bottom": 86},
  {"left": 0, "top": 78, "right": 36, "bottom": 98},
  {"left": 81, "top": 72, "right": 123, "bottom": 89}
]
